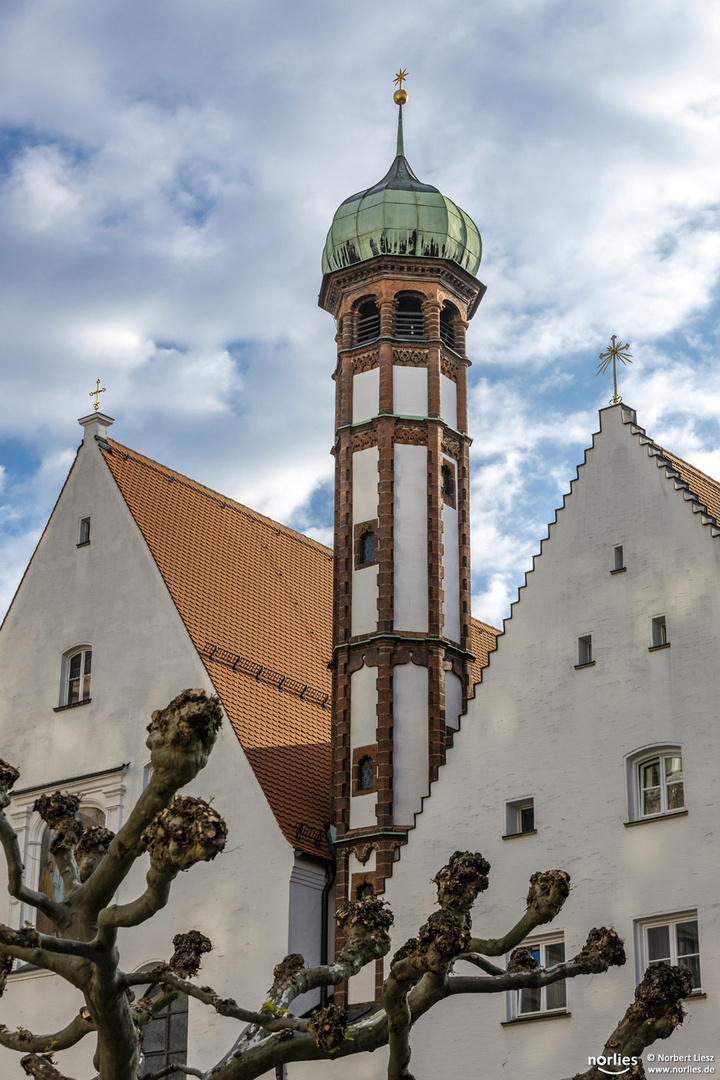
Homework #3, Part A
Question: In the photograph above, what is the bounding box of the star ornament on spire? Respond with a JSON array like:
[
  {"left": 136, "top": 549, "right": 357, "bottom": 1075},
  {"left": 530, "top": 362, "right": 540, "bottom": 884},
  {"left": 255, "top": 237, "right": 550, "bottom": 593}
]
[
  {"left": 597, "top": 335, "right": 632, "bottom": 405},
  {"left": 393, "top": 69, "right": 409, "bottom": 105}
]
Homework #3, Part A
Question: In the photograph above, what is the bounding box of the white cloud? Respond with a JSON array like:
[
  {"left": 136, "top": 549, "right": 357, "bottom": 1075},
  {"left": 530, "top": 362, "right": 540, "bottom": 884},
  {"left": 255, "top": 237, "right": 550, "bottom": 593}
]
[{"left": 2, "top": 0, "right": 720, "bottom": 625}]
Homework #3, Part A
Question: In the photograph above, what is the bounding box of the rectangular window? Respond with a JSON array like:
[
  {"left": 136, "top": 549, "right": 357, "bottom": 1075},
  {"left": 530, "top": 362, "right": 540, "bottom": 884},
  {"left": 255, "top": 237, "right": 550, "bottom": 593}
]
[
  {"left": 638, "top": 914, "right": 701, "bottom": 991},
  {"left": 77, "top": 517, "right": 91, "bottom": 546},
  {"left": 612, "top": 545, "right": 624, "bottom": 571},
  {"left": 514, "top": 936, "right": 566, "bottom": 1017},
  {"left": 651, "top": 616, "right": 668, "bottom": 648},
  {"left": 576, "top": 635, "right": 593, "bottom": 666},
  {"left": 505, "top": 798, "right": 535, "bottom": 836}
]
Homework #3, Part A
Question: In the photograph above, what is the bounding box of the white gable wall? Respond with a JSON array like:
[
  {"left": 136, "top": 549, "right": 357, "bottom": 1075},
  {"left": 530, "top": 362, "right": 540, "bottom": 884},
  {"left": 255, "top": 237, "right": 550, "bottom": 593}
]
[
  {"left": 0, "top": 424, "right": 295, "bottom": 1076},
  {"left": 377, "top": 404, "right": 720, "bottom": 1079}
]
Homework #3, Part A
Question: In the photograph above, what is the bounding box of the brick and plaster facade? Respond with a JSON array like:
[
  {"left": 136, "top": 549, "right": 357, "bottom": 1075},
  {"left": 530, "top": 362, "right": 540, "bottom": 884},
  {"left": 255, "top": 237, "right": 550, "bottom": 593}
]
[{"left": 320, "top": 255, "right": 485, "bottom": 1004}]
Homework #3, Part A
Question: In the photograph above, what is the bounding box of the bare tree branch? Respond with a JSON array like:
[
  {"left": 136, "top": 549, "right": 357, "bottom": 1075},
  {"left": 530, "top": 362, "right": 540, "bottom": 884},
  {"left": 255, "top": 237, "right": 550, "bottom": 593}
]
[
  {"left": 0, "top": 1010, "right": 95, "bottom": 1053},
  {"left": 20, "top": 1054, "right": 76, "bottom": 1080},
  {"left": 574, "top": 965, "right": 693, "bottom": 1080}
]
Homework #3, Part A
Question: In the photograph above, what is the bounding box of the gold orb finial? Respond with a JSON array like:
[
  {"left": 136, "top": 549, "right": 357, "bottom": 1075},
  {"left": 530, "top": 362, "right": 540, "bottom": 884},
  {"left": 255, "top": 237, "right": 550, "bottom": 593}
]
[{"left": 393, "top": 69, "right": 409, "bottom": 105}]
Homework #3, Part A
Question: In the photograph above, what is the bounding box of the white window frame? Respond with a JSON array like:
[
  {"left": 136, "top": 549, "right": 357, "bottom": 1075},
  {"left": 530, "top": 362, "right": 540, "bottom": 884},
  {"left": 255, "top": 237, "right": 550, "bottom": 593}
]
[
  {"left": 59, "top": 645, "right": 93, "bottom": 708},
  {"left": 635, "top": 912, "right": 702, "bottom": 993},
  {"left": 505, "top": 797, "right": 535, "bottom": 837},
  {"left": 6, "top": 766, "right": 128, "bottom": 934},
  {"left": 626, "top": 745, "right": 684, "bottom": 822},
  {"left": 508, "top": 933, "right": 567, "bottom": 1019}
]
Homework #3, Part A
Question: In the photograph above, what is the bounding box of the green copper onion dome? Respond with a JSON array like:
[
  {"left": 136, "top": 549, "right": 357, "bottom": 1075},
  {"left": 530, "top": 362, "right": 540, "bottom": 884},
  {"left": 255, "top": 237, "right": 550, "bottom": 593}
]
[{"left": 321, "top": 105, "right": 482, "bottom": 278}]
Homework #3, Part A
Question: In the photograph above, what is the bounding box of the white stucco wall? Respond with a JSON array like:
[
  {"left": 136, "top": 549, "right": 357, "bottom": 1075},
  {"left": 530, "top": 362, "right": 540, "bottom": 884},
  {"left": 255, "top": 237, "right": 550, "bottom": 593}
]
[
  {"left": 349, "top": 665, "right": 378, "bottom": 830},
  {"left": 353, "top": 368, "right": 380, "bottom": 424},
  {"left": 380, "top": 404, "right": 720, "bottom": 1079},
  {"left": 352, "top": 447, "right": 379, "bottom": 637},
  {"left": 440, "top": 374, "right": 457, "bottom": 429},
  {"left": 393, "top": 365, "right": 427, "bottom": 417},
  {"left": 444, "top": 668, "right": 463, "bottom": 731},
  {"left": 393, "top": 444, "right": 428, "bottom": 632},
  {"left": 0, "top": 421, "right": 296, "bottom": 1077},
  {"left": 441, "top": 459, "right": 460, "bottom": 643},
  {"left": 392, "top": 662, "right": 429, "bottom": 827}
]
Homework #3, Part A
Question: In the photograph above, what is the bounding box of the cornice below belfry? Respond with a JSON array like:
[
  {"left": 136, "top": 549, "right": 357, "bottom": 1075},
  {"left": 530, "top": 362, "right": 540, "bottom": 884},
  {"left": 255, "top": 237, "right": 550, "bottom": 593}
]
[{"left": 318, "top": 254, "right": 486, "bottom": 319}]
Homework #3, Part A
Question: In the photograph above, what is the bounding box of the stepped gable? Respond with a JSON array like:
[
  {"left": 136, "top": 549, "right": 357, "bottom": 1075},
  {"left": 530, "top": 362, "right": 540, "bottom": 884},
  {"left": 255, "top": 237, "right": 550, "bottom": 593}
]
[
  {"left": 622, "top": 407, "right": 720, "bottom": 536},
  {"left": 101, "top": 440, "right": 334, "bottom": 858}
]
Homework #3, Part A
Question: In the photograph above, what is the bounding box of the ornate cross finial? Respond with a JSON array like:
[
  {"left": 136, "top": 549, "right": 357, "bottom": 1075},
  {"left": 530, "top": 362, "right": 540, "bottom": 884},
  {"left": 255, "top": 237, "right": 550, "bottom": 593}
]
[
  {"left": 393, "top": 69, "right": 409, "bottom": 105},
  {"left": 597, "top": 336, "right": 632, "bottom": 404},
  {"left": 89, "top": 379, "right": 107, "bottom": 412}
]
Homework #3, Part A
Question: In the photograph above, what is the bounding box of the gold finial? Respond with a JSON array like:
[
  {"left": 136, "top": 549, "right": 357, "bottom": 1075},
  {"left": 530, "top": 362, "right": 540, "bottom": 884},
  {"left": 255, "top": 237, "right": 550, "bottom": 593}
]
[
  {"left": 597, "top": 336, "right": 632, "bottom": 404},
  {"left": 89, "top": 379, "right": 107, "bottom": 412},
  {"left": 393, "top": 69, "right": 409, "bottom": 105}
]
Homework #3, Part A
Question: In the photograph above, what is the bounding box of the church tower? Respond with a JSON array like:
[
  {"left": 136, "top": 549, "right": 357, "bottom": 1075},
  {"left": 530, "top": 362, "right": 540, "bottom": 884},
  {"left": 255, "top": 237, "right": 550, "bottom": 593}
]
[{"left": 319, "top": 80, "right": 486, "bottom": 992}]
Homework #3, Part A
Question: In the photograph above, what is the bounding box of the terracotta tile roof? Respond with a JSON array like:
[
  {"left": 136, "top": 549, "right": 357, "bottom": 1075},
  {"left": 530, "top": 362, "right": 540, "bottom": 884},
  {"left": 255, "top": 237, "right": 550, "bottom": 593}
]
[
  {"left": 470, "top": 618, "right": 500, "bottom": 685},
  {"left": 102, "top": 441, "right": 334, "bottom": 858},
  {"left": 662, "top": 449, "right": 720, "bottom": 523},
  {"left": 101, "top": 439, "right": 500, "bottom": 856}
]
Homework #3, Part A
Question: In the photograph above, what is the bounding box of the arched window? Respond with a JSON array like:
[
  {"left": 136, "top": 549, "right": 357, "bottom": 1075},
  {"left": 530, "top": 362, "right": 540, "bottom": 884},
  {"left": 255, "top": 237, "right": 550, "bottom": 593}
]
[
  {"left": 356, "top": 881, "right": 374, "bottom": 901},
  {"left": 439, "top": 303, "right": 458, "bottom": 349},
  {"left": 357, "top": 755, "right": 374, "bottom": 791},
  {"left": 360, "top": 530, "right": 375, "bottom": 564},
  {"left": 37, "top": 805, "right": 105, "bottom": 935},
  {"left": 357, "top": 300, "right": 380, "bottom": 344},
  {"left": 137, "top": 970, "right": 189, "bottom": 1078},
  {"left": 626, "top": 746, "right": 684, "bottom": 822},
  {"left": 63, "top": 647, "right": 92, "bottom": 706},
  {"left": 394, "top": 295, "right": 425, "bottom": 339}
]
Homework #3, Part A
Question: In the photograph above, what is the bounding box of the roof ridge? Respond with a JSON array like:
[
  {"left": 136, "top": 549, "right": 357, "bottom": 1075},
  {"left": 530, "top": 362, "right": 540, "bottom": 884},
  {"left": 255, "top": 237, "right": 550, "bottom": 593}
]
[{"left": 106, "top": 439, "right": 333, "bottom": 560}]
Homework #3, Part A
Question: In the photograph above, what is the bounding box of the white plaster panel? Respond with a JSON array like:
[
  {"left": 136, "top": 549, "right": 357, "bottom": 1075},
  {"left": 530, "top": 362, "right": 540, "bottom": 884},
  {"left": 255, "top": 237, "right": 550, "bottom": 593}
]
[
  {"left": 288, "top": 856, "right": 328, "bottom": 1013},
  {"left": 381, "top": 404, "right": 720, "bottom": 1077},
  {"left": 392, "top": 662, "right": 429, "bottom": 826},
  {"left": 444, "top": 669, "right": 463, "bottom": 730},
  {"left": 352, "top": 446, "right": 379, "bottom": 523},
  {"left": 352, "top": 367, "right": 379, "bottom": 424},
  {"left": 349, "top": 789, "right": 377, "bottom": 830},
  {"left": 348, "top": 851, "right": 377, "bottom": 876},
  {"left": 441, "top": 465, "right": 460, "bottom": 642},
  {"left": 440, "top": 374, "right": 457, "bottom": 429},
  {"left": 393, "top": 365, "right": 427, "bottom": 416},
  {"left": 394, "top": 444, "right": 428, "bottom": 631},
  {"left": 350, "top": 664, "right": 378, "bottom": 748},
  {"left": 351, "top": 564, "right": 378, "bottom": 636}
]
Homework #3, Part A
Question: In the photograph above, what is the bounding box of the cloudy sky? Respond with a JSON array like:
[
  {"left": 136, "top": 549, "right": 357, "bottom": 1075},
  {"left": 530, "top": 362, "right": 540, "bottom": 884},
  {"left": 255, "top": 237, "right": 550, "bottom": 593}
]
[{"left": 1, "top": 0, "right": 720, "bottom": 628}]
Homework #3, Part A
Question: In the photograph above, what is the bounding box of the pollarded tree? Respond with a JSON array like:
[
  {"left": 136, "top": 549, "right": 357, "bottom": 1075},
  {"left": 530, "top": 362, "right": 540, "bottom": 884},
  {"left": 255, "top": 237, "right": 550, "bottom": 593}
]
[{"left": 0, "top": 691, "right": 691, "bottom": 1080}]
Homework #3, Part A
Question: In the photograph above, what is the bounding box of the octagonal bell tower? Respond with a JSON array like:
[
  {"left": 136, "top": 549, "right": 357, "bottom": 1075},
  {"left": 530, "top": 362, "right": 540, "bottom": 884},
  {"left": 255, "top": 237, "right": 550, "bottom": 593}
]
[{"left": 320, "top": 83, "right": 486, "bottom": 995}]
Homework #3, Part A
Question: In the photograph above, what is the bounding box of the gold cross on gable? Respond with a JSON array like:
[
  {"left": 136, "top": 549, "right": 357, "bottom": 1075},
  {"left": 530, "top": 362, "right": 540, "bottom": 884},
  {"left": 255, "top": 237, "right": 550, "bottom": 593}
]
[
  {"left": 394, "top": 69, "right": 409, "bottom": 89},
  {"left": 597, "top": 336, "right": 632, "bottom": 404},
  {"left": 89, "top": 379, "right": 107, "bottom": 412}
]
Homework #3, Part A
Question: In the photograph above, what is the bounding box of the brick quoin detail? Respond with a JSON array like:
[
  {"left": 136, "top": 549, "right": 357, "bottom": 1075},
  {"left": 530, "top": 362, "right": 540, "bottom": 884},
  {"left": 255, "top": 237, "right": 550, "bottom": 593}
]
[{"left": 321, "top": 254, "right": 485, "bottom": 1002}]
